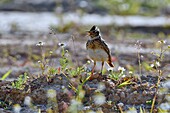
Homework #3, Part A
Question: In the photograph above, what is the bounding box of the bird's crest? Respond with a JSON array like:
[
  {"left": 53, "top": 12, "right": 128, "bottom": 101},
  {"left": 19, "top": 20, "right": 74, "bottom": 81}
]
[{"left": 90, "top": 25, "right": 100, "bottom": 32}]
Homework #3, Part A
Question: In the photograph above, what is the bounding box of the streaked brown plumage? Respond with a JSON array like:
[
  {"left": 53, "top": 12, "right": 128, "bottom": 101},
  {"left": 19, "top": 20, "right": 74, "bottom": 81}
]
[{"left": 86, "top": 25, "right": 114, "bottom": 75}]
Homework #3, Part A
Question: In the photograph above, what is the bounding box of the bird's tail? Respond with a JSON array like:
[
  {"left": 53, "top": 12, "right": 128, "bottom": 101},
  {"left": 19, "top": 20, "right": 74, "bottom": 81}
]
[{"left": 107, "top": 57, "right": 114, "bottom": 67}]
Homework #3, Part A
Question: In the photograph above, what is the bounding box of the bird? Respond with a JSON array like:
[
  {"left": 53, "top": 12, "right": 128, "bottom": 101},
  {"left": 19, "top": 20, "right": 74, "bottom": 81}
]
[{"left": 86, "top": 25, "right": 114, "bottom": 76}]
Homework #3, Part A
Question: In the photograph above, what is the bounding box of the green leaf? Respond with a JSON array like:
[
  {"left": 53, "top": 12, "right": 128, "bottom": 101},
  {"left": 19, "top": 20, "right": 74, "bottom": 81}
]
[
  {"left": 0, "top": 70, "right": 12, "bottom": 80},
  {"left": 146, "top": 100, "right": 152, "bottom": 105},
  {"left": 140, "top": 106, "right": 145, "bottom": 113},
  {"left": 118, "top": 80, "right": 132, "bottom": 88}
]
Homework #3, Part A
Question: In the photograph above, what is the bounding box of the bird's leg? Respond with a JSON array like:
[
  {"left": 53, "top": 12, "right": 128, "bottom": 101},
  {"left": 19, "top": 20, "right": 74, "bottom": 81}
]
[
  {"left": 100, "top": 61, "right": 104, "bottom": 75},
  {"left": 91, "top": 61, "right": 96, "bottom": 76}
]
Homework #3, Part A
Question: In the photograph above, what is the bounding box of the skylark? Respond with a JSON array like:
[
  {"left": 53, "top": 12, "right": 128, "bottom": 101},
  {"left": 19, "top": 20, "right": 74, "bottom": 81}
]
[{"left": 86, "top": 25, "right": 114, "bottom": 76}]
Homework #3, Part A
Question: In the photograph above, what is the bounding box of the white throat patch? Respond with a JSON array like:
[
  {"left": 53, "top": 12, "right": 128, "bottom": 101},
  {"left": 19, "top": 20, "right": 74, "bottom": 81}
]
[{"left": 89, "top": 35, "right": 102, "bottom": 40}]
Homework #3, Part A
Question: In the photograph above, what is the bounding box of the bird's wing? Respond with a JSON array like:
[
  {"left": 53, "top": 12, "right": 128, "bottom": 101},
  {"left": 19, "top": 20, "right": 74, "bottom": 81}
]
[{"left": 95, "top": 39, "right": 111, "bottom": 56}]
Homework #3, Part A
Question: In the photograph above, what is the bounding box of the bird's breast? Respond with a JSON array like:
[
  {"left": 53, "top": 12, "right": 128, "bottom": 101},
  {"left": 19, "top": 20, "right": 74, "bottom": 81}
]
[{"left": 88, "top": 48, "right": 108, "bottom": 61}]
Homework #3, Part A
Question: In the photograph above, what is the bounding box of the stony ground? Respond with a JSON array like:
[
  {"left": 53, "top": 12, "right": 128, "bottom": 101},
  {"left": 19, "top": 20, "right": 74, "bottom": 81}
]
[
  {"left": 0, "top": 0, "right": 170, "bottom": 112},
  {"left": 0, "top": 30, "right": 170, "bottom": 112},
  {"left": 0, "top": 73, "right": 168, "bottom": 112}
]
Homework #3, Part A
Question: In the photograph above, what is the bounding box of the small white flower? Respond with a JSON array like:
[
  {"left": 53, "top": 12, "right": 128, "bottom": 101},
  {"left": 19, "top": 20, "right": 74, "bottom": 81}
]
[
  {"left": 158, "top": 40, "right": 166, "bottom": 44},
  {"left": 13, "top": 104, "right": 21, "bottom": 113},
  {"left": 158, "top": 41, "right": 161, "bottom": 43},
  {"left": 122, "top": 74, "right": 126, "bottom": 78},
  {"left": 61, "top": 85, "right": 65, "bottom": 89},
  {"left": 87, "top": 60, "right": 91, "bottom": 64},
  {"left": 36, "top": 41, "right": 45, "bottom": 46},
  {"left": 129, "top": 71, "right": 133, "bottom": 74},
  {"left": 47, "top": 89, "right": 56, "bottom": 98},
  {"left": 117, "top": 102, "right": 124, "bottom": 107},
  {"left": 24, "top": 96, "right": 32, "bottom": 106},
  {"left": 163, "top": 40, "right": 167, "bottom": 44},
  {"left": 156, "top": 61, "right": 160, "bottom": 67},
  {"left": 83, "top": 106, "right": 91, "bottom": 110},
  {"left": 93, "top": 93, "right": 106, "bottom": 105},
  {"left": 107, "top": 67, "right": 114, "bottom": 72},
  {"left": 150, "top": 64, "right": 154, "bottom": 67},
  {"left": 118, "top": 66, "right": 126, "bottom": 72},
  {"left": 49, "top": 51, "right": 53, "bottom": 54},
  {"left": 58, "top": 42, "right": 66, "bottom": 47}
]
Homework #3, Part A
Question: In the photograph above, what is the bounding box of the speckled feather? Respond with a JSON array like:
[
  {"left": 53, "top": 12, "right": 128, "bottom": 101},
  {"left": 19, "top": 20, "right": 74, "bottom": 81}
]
[
  {"left": 86, "top": 37, "right": 113, "bottom": 67},
  {"left": 86, "top": 25, "right": 114, "bottom": 67},
  {"left": 86, "top": 38, "right": 110, "bottom": 57}
]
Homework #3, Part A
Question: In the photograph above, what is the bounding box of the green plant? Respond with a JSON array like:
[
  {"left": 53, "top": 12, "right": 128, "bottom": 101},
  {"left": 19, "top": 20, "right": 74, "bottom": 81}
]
[
  {"left": 36, "top": 41, "right": 48, "bottom": 75},
  {"left": 59, "top": 46, "right": 70, "bottom": 71},
  {"left": 118, "top": 79, "right": 132, "bottom": 88},
  {"left": 150, "top": 40, "right": 170, "bottom": 113},
  {"left": 94, "top": 0, "right": 169, "bottom": 16},
  {"left": 108, "top": 66, "right": 126, "bottom": 80},
  {"left": 12, "top": 73, "right": 28, "bottom": 90},
  {"left": 135, "top": 40, "right": 142, "bottom": 83},
  {"left": 66, "top": 66, "right": 85, "bottom": 77},
  {"left": 0, "top": 70, "right": 12, "bottom": 80}
]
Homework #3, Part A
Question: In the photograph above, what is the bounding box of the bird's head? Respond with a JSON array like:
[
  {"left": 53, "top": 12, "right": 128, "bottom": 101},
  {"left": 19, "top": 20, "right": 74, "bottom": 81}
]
[{"left": 87, "top": 25, "right": 100, "bottom": 38}]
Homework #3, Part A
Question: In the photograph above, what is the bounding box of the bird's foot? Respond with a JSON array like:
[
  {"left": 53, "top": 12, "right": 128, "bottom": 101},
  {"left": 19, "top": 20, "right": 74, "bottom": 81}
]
[{"left": 89, "top": 72, "right": 99, "bottom": 80}]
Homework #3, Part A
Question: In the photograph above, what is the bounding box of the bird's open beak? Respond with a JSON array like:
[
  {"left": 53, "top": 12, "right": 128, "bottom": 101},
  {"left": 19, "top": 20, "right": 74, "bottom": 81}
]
[{"left": 86, "top": 31, "right": 92, "bottom": 36}]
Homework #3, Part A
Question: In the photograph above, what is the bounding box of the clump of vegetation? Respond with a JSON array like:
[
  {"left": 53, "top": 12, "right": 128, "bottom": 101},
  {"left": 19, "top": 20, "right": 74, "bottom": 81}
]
[
  {"left": 12, "top": 73, "right": 28, "bottom": 90},
  {"left": 94, "top": 0, "right": 170, "bottom": 16}
]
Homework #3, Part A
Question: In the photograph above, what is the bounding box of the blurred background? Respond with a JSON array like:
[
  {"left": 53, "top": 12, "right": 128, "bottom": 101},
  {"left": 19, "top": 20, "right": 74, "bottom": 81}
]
[{"left": 0, "top": 0, "right": 170, "bottom": 79}]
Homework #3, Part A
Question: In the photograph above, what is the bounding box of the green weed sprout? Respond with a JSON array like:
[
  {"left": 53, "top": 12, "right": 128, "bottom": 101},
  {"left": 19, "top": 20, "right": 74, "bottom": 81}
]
[
  {"left": 36, "top": 41, "right": 48, "bottom": 75},
  {"left": 108, "top": 66, "right": 126, "bottom": 80},
  {"left": 0, "top": 70, "right": 12, "bottom": 80},
  {"left": 150, "top": 40, "right": 170, "bottom": 113},
  {"left": 12, "top": 73, "right": 28, "bottom": 90}
]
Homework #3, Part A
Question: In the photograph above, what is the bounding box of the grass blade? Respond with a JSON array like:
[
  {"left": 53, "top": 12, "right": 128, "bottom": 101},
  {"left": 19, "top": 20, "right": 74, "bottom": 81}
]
[{"left": 0, "top": 70, "right": 12, "bottom": 80}]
